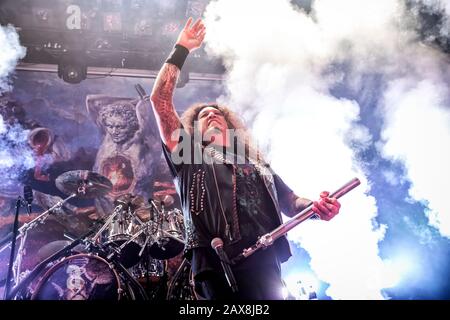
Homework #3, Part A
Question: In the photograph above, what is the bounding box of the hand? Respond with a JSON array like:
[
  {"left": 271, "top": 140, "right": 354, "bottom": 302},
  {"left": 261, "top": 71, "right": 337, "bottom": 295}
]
[
  {"left": 176, "top": 17, "right": 206, "bottom": 52},
  {"left": 312, "top": 191, "right": 341, "bottom": 221}
]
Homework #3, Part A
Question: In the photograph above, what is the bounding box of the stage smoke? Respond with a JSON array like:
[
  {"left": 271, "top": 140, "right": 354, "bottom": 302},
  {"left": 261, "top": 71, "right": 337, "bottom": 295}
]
[
  {"left": 204, "top": 0, "right": 449, "bottom": 299},
  {"left": 0, "top": 25, "right": 33, "bottom": 193},
  {"left": 0, "top": 115, "right": 35, "bottom": 192},
  {"left": 0, "top": 24, "right": 26, "bottom": 92}
]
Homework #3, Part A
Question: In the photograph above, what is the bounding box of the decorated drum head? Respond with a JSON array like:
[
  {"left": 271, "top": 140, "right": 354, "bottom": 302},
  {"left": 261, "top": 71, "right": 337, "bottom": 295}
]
[{"left": 31, "top": 254, "right": 120, "bottom": 300}]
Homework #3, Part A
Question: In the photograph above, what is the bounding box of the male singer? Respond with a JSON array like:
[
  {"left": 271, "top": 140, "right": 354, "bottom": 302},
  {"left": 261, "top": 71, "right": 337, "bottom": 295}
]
[{"left": 149, "top": 18, "right": 341, "bottom": 300}]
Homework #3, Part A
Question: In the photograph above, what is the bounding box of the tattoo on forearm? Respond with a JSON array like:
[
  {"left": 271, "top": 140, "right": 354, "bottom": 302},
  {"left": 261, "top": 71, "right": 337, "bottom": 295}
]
[
  {"left": 295, "top": 197, "right": 313, "bottom": 213},
  {"left": 151, "top": 63, "right": 181, "bottom": 142}
]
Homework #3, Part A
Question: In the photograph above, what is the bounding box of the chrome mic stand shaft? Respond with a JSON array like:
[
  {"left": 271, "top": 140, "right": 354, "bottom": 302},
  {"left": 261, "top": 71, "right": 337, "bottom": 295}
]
[
  {"left": 232, "top": 177, "right": 361, "bottom": 264},
  {"left": 3, "top": 197, "right": 23, "bottom": 300}
]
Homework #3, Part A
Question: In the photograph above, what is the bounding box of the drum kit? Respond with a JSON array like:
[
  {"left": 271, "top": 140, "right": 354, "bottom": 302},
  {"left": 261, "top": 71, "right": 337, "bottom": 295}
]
[{"left": 0, "top": 170, "right": 189, "bottom": 301}]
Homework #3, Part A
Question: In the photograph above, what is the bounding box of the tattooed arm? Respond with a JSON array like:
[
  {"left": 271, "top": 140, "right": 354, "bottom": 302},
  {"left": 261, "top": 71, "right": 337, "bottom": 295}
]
[
  {"left": 150, "top": 63, "right": 182, "bottom": 152},
  {"left": 150, "top": 18, "right": 206, "bottom": 152}
]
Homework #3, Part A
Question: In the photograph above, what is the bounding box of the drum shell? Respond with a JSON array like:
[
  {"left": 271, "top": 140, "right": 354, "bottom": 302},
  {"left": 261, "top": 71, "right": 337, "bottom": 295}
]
[
  {"left": 104, "top": 209, "right": 145, "bottom": 268},
  {"left": 29, "top": 253, "right": 144, "bottom": 300},
  {"left": 148, "top": 209, "right": 185, "bottom": 260}
]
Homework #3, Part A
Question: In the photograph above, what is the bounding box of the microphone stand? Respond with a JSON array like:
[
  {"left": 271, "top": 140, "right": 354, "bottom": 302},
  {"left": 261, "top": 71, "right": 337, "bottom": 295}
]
[
  {"left": 1, "top": 192, "right": 77, "bottom": 300},
  {"left": 3, "top": 197, "right": 24, "bottom": 300},
  {"left": 231, "top": 177, "right": 361, "bottom": 264}
]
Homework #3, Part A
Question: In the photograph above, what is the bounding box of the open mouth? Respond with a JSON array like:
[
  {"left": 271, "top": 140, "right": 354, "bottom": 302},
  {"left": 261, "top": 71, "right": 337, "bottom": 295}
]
[{"left": 208, "top": 119, "right": 219, "bottom": 126}]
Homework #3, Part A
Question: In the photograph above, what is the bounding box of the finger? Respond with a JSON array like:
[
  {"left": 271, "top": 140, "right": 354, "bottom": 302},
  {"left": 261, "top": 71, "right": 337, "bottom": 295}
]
[
  {"left": 319, "top": 199, "right": 334, "bottom": 211},
  {"left": 312, "top": 204, "right": 320, "bottom": 215},
  {"left": 183, "top": 17, "right": 193, "bottom": 30},
  {"left": 191, "top": 18, "right": 202, "bottom": 31},
  {"left": 198, "top": 31, "right": 206, "bottom": 43},
  {"left": 325, "top": 202, "right": 339, "bottom": 214},
  {"left": 314, "top": 200, "right": 330, "bottom": 216},
  {"left": 196, "top": 25, "right": 206, "bottom": 37},
  {"left": 313, "top": 202, "right": 330, "bottom": 221},
  {"left": 323, "top": 197, "right": 341, "bottom": 210},
  {"left": 195, "top": 21, "right": 205, "bottom": 33},
  {"left": 323, "top": 197, "right": 341, "bottom": 208},
  {"left": 320, "top": 191, "right": 329, "bottom": 198}
]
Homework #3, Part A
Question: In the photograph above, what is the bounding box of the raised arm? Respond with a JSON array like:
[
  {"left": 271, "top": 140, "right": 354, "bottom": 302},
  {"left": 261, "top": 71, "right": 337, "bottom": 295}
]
[{"left": 150, "top": 17, "right": 206, "bottom": 152}]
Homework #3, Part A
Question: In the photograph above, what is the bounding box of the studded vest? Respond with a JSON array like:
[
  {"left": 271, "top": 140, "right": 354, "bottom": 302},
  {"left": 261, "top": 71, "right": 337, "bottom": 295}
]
[{"left": 162, "top": 130, "right": 299, "bottom": 263}]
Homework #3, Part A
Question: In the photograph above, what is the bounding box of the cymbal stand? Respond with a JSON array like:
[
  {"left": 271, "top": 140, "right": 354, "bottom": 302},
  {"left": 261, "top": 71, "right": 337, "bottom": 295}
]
[
  {"left": 90, "top": 204, "right": 123, "bottom": 243},
  {"left": 0, "top": 193, "right": 78, "bottom": 255},
  {"left": 1, "top": 192, "right": 77, "bottom": 299}
]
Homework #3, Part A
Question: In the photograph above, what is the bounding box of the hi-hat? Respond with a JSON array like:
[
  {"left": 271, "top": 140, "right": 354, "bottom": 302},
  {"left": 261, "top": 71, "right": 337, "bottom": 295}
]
[{"left": 55, "top": 170, "right": 112, "bottom": 198}]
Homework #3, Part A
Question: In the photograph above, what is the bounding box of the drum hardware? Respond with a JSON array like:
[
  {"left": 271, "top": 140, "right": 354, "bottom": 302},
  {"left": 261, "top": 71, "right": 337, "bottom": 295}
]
[
  {"left": 90, "top": 204, "right": 123, "bottom": 243},
  {"left": 114, "top": 194, "right": 146, "bottom": 212},
  {"left": 1, "top": 192, "right": 78, "bottom": 299},
  {"left": 100, "top": 201, "right": 146, "bottom": 268},
  {"left": 0, "top": 192, "right": 78, "bottom": 256},
  {"left": 166, "top": 258, "right": 202, "bottom": 300},
  {"left": 153, "top": 194, "right": 175, "bottom": 208},
  {"left": 1, "top": 170, "right": 113, "bottom": 300},
  {"left": 6, "top": 226, "right": 98, "bottom": 300},
  {"left": 138, "top": 232, "right": 152, "bottom": 257},
  {"left": 147, "top": 205, "right": 185, "bottom": 260},
  {"left": 7, "top": 222, "right": 149, "bottom": 301},
  {"left": 106, "top": 223, "right": 146, "bottom": 261},
  {"left": 105, "top": 217, "right": 184, "bottom": 262},
  {"left": 2, "top": 167, "right": 184, "bottom": 300},
  {"left": 95, "top": 195, "right": 184, "bottom": 266}
]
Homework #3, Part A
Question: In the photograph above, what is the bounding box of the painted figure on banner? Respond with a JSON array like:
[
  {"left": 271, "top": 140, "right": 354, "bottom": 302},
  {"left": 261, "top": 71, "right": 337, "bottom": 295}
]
[{"left": 86, "top": 95, "right": 161, "bottom": 217}]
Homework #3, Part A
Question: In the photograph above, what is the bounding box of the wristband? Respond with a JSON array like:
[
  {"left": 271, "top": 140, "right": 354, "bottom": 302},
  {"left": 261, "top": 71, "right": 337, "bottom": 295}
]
[{"left": 166, "top": 44, "right": 189, "bottom": 70}]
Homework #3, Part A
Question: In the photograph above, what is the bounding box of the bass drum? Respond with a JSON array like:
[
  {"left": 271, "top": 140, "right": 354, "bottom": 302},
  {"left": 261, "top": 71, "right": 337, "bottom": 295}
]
[
  {"left": 30, "top": 253, "right": 147, "bottom": 300},
  {"left": 166, "top": 258, "right": 205, "bottom": 301}
]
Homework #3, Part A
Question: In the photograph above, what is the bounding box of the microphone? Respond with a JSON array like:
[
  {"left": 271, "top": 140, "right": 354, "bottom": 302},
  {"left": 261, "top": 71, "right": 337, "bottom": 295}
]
[
  {"left": 23, "top": 185, "right": 33, "bottom": 215},
  {"left": 135, "top": 84, "right": 147, "bottom": 99},
  {"left": 211, "top": 237, "right": 238, "bottom": 293}
]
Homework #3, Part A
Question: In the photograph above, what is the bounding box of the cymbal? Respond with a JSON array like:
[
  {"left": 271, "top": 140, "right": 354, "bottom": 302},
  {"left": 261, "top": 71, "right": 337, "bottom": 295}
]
[
  {"left": 153, "top": 194, "right": 174, "bottom": 207},
  {"left": 36, "top": 240, "right": 71, "bottom": 262},
  {"left": 55, "top": 170, "right": 112, "bottom": 198},
  {"left": 36, "top": 240, "right": 86, "bottom": 263}
]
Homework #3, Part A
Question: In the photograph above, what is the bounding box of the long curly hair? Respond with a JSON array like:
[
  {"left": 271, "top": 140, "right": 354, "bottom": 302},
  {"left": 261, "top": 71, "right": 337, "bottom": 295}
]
[{"left": 180, "top": 103, "right": 266, "bottom": 164}]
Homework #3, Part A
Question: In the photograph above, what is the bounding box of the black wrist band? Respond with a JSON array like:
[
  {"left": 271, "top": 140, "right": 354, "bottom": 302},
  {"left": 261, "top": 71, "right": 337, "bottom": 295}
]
[{"left": 166, "top": 44, "right": 189, "bottom": 70}]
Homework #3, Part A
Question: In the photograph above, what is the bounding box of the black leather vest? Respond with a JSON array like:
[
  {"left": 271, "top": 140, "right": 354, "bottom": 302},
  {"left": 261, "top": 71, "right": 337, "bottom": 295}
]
[{"left": 162, "top": 135, "right": 297, "bottom": 263}]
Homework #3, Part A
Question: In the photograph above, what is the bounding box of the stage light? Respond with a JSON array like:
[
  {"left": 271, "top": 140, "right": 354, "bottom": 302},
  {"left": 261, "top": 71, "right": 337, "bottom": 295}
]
[
  {"left": 94, "top": 38, "right": 112, "bottom": 50},
  {"left": 284, "top": 272, "right": 320, "bottom": 300},
  {"left": 162, "top": 21, "right": 180, "bottom": 36},
  {"left": 130, "top": 0, "right": 145, "bottom": 10},
  {"left": 103, "top": 12, "right": 122, "bottom": 32},
  {"left": 36, "top": 9, "right": 49, "bottom": 21},
  {"left": 186, "top": 0, "right": 208, "bottom": 17},
  {"left": 134, "top": 19, "right": 152, "bottom": 36},
  {"left": 57, "top": 57, "right": 87, "bottom": 84}
]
